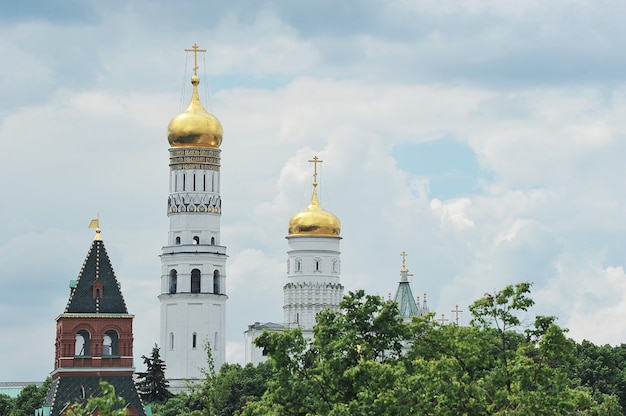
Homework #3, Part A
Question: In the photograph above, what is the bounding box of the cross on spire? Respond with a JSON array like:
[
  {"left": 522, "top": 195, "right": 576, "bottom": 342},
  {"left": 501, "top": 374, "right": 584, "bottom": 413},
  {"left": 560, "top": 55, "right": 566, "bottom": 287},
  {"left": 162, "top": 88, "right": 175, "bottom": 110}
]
[
  {"left": 308, "top": 156, "right": 323, "bottom": 187},
  {"left": 184, "top": 43, "right": 207, "bottom": 76},
  {"left": 451, "top": 304, "right": 463, "bottom": 326},
  {"left": 400, "top": 251, "right": 408, "bottom": 272},
  {"left": 439, "top": 313, "right": 449, "bottom": 325}
]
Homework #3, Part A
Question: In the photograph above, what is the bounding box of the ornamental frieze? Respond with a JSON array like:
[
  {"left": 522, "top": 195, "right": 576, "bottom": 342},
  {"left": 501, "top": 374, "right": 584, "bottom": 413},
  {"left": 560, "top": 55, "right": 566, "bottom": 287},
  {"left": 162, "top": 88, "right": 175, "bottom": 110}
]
[{"left": 168, "top": 193, "right": 222, "bottom": 214}]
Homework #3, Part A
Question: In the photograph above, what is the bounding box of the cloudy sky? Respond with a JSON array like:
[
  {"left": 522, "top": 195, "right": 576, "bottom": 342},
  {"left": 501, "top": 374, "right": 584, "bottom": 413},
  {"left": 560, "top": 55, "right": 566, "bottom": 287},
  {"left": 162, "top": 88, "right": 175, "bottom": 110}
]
[{"left": 1, "top": 0, "right": 626, "bottom": 382}]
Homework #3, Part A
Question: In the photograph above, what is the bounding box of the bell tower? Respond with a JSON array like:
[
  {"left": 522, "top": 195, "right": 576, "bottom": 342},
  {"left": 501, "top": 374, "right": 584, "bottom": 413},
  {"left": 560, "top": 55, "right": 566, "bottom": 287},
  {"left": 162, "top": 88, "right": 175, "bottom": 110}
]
[
  {"left": 159, "top": 44, "right": 227, "bottom": 390},
  {"left": 284, "top": 156, "right": 343, "bottom": 335}
]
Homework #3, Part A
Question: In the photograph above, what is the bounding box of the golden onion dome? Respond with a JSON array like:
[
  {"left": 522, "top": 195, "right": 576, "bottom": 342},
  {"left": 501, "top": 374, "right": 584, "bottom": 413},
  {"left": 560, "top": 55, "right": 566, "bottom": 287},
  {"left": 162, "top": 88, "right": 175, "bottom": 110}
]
[
  {"left": 167, "top": 74, "right": 223, "bottom": 148},
  {"left": 288, "top": 186, "right": 341, "bottom": 236}
]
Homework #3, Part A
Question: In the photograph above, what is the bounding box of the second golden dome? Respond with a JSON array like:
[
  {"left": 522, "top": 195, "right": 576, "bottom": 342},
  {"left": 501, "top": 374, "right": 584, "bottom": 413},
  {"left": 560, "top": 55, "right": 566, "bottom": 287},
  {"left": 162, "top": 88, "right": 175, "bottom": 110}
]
[{"left": 288, "top": 189, "right": 341, "bottom": 236}]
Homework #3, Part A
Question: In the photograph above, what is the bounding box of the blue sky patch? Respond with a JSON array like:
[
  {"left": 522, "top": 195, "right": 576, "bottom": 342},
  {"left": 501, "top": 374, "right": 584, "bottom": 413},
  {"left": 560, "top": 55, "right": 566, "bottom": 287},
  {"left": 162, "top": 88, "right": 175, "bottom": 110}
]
[{"left": 392, "top": 137, "right": 493, "bottom": 200}]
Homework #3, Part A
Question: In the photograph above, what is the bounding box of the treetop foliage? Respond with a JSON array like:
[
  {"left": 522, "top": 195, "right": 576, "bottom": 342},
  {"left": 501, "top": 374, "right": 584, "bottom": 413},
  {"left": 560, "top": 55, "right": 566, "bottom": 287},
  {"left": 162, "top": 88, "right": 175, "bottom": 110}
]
[{"left": 242, "top": 283, "right": 623, "bottom": 416}]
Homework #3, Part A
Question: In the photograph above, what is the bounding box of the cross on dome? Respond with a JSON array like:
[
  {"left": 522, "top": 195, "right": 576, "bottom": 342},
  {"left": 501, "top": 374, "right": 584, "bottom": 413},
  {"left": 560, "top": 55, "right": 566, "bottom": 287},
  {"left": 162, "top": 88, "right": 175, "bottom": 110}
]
[
  {"left": 184, "top": 43, "right": 207, "bottom": 76},
  {"left": 308, "top": 156, "right": 323, "bottom": 187}
]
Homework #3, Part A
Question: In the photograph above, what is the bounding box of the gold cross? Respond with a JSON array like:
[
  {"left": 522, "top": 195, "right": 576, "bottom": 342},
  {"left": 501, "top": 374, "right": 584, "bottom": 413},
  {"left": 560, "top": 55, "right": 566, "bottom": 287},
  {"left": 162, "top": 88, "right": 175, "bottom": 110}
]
[
  {"left": 439, "top": 313, "right": 448, "bottom": 325},
  {"left": 400, "top": 251, "right": 408, "bottom": 272},
  {"left": 308, "top": 156, "right": 323, "bottom": 186},
  {"left": 184, "top": 43, "right": 207, "bottom": 76},
  {"left": 451, "top": 305, "right": 463, "bottom": 326}
]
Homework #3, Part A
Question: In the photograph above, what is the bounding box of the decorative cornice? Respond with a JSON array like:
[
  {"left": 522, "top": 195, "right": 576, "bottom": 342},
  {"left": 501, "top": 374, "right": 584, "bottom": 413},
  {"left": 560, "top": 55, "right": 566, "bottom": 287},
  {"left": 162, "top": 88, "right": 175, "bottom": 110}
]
[{"left": 56, "top": 313, "right": 134, "bottom": 320}]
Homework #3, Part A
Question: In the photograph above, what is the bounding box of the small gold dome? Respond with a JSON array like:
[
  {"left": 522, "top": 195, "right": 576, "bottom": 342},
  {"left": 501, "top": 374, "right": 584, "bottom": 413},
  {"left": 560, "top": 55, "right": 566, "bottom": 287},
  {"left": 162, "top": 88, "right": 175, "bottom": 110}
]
[
  {"left": 167, "top": 75, "right": 223, "bottom": 148},
  {"left": 288, "top": 187, "right": 341, "bottom": 236}
]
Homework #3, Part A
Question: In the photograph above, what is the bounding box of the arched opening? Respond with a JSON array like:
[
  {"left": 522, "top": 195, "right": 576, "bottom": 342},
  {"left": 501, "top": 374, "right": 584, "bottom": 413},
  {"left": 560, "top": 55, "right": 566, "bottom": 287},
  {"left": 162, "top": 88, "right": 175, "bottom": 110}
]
[
  {"left": 193, "top": 236, "right": 200, "bottom": 244},
  {"left": 75, "top": 330, "right": 90, "bottom": 356},
  {"left": 103, "top": 330, "right": 119, "bottom": 356},
  {"left": 175, "top": 236, "right": 181, "bottom": 245},
  {"left": 169, "top": 332, "right": 174, "bottom": 350},
  {"left": 191, "top": 269, "right": 201, "bottom": 293},
  {"left": 213, "top": 270, "right": 220, "bottom": 294},
  {"left": 169, "top": 270, "right": 177, "bottom": 294},
  {"left": 192, "top": 332, "right": 197, "bottom": 349},
  {"left": 210, "top": 236, "right": 215, "bottom": 245}
]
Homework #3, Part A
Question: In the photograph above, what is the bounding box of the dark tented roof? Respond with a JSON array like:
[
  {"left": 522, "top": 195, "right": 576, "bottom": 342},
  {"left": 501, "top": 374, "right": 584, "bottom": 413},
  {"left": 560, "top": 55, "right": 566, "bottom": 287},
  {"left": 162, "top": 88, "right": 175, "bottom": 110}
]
[{"left": 64, "top": 239, "right": 128, "bottom": 314}]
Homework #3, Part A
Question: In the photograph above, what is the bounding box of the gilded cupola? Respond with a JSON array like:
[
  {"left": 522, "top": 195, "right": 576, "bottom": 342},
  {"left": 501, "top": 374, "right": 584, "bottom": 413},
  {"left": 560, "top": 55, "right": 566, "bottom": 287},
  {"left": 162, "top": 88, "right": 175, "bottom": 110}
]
[
  {"left": 288, "top": 156, "right": 341, "bottom": 237},
  {"left": 167, "top": 44, "right": 223, "bottom": 149}
]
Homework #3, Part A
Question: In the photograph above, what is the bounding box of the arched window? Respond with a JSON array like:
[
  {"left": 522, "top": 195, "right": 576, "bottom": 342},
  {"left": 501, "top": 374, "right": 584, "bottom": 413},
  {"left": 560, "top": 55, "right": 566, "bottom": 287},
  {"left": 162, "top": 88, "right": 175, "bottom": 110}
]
[
  {"left": 169, "top": 270, "right": 177, "bottom": 294},
  {"left": 169, "top": 332, "right": 174, "bottom": 350},
  {"left": 75, "top": 330, "right": 90, "bottom": 356},
  {"left": 191, "top": 269, "right": 201, "bottom": 293},
  {"left": 193, "top": 236, "right": 200, "bottom": 244},
  {"left": 214, "top": 331, "right": 219, "bottom": 349},
  {"left": 192, "top": 332, "right": 197, "bottom": 349},
  {"left": 295, "top": 259, "right": 302, "bottom": 272},
  {"left": 175, "top": 236, "right": 181, "bottom": 245},
  {"left": 213, "top": 270, "right": 220, "bottom": 294},
  {"left": 103, "top": 330, "right": 119, "bottom": 356},
  {"left": 210, "top": 236, "right": 215, "bottom": 245},
  {"left": 315, "top": 258, "right": 321, "bottom": 272}
]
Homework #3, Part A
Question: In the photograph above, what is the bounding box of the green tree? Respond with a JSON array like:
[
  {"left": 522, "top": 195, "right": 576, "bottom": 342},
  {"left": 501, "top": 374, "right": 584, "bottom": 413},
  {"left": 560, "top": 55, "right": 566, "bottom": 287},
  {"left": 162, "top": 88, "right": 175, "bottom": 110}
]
[
  {"left": 243, "top": 285, "right": 622, "bottom": 416},
  {"left": 244, "top": 290, "right": 413, "bottom": 415},
  {"left": 187, "top": 340, "right": 275, "bottom": 415},
  {"left": 208, "top": 362, "right": 275, "bottom": 415},
  {"left": 64, "top": 381, "right": 126, "bottom": 416},
  {"left": 137, "top": 344, "right": 174, "bottom": 404},
  {"left": 150, "top": 392, "right": 193, "bottom": 416},
  {"left": 0, "top": 394, "right": 15, "bottom": 416},
  {"left": 10, "top": 378, "right": 51, "bottom": 416},
  {"left": 573, "top": 340, "right": 626, "bottom": 410}
]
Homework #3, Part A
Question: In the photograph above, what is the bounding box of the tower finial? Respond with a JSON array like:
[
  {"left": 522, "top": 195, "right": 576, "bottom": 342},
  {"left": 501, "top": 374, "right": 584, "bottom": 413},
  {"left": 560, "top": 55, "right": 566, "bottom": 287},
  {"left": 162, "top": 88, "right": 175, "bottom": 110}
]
[
  {"left": 184, "top": 43, "right": 207, "bottom": 77},
  {"left": 308, "top": 156, "right": 323, "bottom": 188},
  {"left": 400, "top": 251, "right": 408, "bottom": 272},
  {"left": 88, "top": 215, "right": 102, "bottom": 241}
]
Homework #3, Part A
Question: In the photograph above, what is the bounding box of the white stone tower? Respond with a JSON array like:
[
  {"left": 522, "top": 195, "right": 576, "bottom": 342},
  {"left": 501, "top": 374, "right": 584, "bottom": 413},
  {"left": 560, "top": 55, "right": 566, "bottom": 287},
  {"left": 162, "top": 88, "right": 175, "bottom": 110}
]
[
  {"left": 159, "top": 44, "right": 227, "bottom": 389},
  {"left": 284, "top": 156, "right": 343, "bottom": 335}
]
